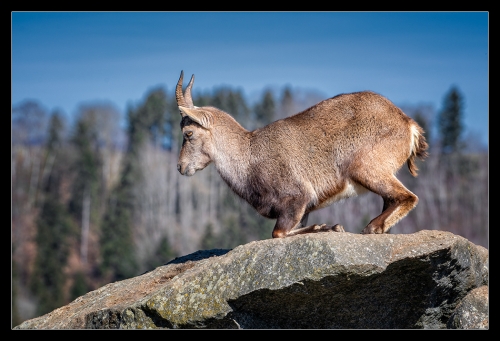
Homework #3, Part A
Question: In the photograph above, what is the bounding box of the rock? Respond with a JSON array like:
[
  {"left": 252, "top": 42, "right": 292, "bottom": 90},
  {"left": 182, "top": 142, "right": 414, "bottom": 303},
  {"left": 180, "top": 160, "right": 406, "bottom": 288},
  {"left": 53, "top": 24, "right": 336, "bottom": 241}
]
[
  {"left": 447, "top": 285, "right": 488, "bottom": 329},
  {"left": 13, "top": 230, "right": 488, "bottom": 329}
]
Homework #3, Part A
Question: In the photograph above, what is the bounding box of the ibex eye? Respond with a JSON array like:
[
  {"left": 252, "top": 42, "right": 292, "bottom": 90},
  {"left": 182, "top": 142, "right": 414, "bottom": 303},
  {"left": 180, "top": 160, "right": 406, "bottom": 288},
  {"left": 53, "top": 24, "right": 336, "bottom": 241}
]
[{"left": 185, "top": 131, "right": 193, "bottom": 138}]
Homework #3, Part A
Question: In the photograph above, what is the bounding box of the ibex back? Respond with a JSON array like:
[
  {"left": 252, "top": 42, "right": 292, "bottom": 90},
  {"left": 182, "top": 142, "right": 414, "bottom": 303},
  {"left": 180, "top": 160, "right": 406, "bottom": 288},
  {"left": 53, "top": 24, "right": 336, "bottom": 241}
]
[{"left": 176, "top": 71, "right": 428, "bottom": 238}]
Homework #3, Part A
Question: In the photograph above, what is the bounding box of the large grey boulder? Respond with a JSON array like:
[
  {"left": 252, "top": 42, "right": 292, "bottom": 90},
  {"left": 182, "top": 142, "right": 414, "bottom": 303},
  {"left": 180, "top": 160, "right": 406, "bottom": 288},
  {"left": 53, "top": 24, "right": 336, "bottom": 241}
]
[
  {"left": 447, "top": 285, "right": 489, "bottom": 329},
  {"left": 13, "top": 230, "right": 488, "bottom": 329}
]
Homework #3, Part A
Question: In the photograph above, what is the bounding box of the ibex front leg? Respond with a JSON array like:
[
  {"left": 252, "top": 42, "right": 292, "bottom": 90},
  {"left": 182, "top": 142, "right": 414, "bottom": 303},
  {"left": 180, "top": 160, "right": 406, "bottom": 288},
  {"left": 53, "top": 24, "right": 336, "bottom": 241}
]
[{"left": 271, "top": 202, "right": 344, "bottom": 238}]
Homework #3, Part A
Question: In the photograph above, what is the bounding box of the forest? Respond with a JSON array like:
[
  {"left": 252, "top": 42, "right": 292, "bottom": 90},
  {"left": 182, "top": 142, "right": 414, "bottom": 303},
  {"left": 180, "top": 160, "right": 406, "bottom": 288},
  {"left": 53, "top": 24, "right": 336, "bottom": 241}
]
[{"left": 11, "top": 82, "right": 488, "bottom": 327}]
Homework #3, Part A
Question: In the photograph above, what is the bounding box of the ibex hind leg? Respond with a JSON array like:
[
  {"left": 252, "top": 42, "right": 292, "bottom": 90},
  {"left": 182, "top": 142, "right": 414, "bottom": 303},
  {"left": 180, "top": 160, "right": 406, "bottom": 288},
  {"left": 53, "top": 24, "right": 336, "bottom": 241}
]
[{"left": 353, "top": 173, "right": 418, "bottom": 234}]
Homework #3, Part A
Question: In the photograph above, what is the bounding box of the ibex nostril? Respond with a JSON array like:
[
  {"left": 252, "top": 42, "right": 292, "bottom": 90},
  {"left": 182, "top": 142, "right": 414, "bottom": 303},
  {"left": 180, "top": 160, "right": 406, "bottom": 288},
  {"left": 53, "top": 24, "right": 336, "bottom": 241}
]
[{"left": 177, "top": 164, "right": 181, "bottom": 173}]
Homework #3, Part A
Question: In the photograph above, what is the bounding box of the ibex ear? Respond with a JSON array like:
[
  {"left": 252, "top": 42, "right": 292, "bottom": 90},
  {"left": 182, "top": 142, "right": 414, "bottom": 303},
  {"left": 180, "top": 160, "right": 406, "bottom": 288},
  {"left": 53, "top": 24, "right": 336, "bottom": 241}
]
[{"left": 179, "top": 106, "right": 212, "bottom": 129}]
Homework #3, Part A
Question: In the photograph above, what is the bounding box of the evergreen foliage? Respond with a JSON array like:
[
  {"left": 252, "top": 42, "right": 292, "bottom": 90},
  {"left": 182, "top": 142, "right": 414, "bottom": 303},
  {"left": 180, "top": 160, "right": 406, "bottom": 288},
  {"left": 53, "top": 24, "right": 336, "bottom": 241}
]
[
  {"left": 280, "top": 86, "right": 295, "bottom": 118},
  {"left": 211, "top": 87, "right": 250, "bottom": 126},
  {"left": 200, "top": 223, "right": 217, "bottom": 250},
  {"left": 99, "top": 156, "right": 138, "bottom": 282},
  {"left": 438, "top": 86, "right": 465, "bottom": 154},
  {"left": 253, "top": 89, "right": 276, "bottom": 128},
  {"left": 46, "top": 111, "right": 64, "bottom": 152},
  {"left": 68, "top": 117, "right": 102, "bottom": 226},
  {"left": 100, "top": 87, "right": 169, "bottom": 282},
  {"left": 70, "top": 271, "right": 89, "bottom": 301},
  {"left": 30, "top": 110, "right": 75, "bottom": 317},
  {"left": 128, "top": 88, "right": 169, "bottom": 150},
  {"left": 30, "top": 186, "right": 74, "bottom": 316},
  {"left": 145, "top": 235, "right": 176, "bottom": 270}
]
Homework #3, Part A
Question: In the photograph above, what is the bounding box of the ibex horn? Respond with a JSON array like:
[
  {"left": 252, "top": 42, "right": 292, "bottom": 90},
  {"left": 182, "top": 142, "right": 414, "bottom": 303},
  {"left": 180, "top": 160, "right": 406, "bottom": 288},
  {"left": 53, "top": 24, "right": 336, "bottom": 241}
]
[
  {"left": 176, "top": 70, "right": 195, "bottom": 109},
  {"left": 184, "top": 74, "right": 195, "bottom": 108},
  {"left": 176, "top": 70, "right": 186, "bottom": 107}
]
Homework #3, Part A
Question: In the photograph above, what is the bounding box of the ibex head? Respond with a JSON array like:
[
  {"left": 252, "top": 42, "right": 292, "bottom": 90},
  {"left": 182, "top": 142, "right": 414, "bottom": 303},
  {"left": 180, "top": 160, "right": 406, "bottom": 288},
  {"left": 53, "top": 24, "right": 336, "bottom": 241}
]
[{"left": 176, "top": 71, "right": 216, "bottom": 176}]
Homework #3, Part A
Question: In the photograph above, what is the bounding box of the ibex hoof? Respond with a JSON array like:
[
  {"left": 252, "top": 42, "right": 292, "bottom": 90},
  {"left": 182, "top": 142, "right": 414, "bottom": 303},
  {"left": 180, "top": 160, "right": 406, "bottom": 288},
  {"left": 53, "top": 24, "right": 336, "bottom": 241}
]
[
  {"left": 314, "top": 224, "right": 345, "bottom": 233},
  {"left": 361, "top": 224, "right": 383, "bottom": 234},
  {"left": 332, "top": 224, "right": 345, "bottom": 232}
]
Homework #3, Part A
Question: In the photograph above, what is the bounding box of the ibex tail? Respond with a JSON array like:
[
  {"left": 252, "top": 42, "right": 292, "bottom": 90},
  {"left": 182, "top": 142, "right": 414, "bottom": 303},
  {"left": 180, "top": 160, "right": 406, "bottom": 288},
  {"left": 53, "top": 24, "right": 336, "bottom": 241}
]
[{"left": 407, "top": 123, "right": 429, "bottom": 177}]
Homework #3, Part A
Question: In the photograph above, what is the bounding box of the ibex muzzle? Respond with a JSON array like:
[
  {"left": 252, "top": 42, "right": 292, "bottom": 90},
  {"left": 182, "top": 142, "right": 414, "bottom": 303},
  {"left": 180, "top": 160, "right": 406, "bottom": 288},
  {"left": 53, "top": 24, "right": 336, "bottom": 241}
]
[{"left": 176, "top": 70, "right": 428, "bottom": 238}]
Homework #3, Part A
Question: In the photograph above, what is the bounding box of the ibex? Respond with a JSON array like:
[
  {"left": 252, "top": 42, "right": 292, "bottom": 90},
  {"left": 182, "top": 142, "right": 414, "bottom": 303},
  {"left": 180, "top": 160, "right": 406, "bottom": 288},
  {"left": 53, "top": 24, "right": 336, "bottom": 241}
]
[{"left": 176, "top": 71, "right": 428, "bottom": 238}]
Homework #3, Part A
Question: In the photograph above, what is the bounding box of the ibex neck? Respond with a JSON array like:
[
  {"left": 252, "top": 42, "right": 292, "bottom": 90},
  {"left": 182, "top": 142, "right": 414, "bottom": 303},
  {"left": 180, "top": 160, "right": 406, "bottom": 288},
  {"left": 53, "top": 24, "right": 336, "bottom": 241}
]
[{"left": 212, "top": 125, "right": 251, "bottom": 195}]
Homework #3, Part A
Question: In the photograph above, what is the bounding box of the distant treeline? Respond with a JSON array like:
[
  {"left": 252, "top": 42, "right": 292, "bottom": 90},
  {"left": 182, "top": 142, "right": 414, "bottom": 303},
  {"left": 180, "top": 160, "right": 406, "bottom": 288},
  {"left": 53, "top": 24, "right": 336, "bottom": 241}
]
[{"left": 11, "top": 84, "right": 487, "bottom": 327}]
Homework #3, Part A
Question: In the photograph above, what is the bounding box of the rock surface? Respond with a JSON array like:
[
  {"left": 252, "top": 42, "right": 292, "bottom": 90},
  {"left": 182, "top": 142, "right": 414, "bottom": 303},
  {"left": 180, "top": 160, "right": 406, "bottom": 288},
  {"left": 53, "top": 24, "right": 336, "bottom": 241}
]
[
  {"left": 13, "top": 230, "right": 488, "bottom": 329},
  {"left": 447, "top": 285, "right": 489, "bottom": 329}
]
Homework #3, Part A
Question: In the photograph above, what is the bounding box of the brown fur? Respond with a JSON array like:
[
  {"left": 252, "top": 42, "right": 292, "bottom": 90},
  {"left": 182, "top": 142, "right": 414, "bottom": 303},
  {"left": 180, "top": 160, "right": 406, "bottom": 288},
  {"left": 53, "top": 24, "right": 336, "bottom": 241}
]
[{"left": 175, "top": 71, "right": 428, "bottom": 238}]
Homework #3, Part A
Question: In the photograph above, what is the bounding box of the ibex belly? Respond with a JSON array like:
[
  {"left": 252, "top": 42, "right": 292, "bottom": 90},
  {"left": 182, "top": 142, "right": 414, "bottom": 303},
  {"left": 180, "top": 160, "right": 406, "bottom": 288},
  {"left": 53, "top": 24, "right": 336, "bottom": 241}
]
[{"left": 314, "top": 180, "right": 369, "bottom": 210}]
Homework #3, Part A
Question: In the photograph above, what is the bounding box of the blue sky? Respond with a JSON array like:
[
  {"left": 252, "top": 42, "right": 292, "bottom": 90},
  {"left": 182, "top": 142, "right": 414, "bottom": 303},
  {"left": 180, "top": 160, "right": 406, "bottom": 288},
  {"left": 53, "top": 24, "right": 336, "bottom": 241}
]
[{"left": 11, "top": 11, "right": 489, "bottom": 147}]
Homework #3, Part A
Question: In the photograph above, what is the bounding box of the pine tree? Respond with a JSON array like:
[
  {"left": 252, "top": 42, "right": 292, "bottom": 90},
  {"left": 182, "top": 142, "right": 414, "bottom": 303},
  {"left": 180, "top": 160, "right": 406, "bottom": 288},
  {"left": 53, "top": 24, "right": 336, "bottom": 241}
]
[
  {"left": 253, "top": 89, "right": 276, "bottom": 128},
  {"left": 136, "top": 88, "right": 169, "bottom": 148},
  {"left": 211, "top": 88, "right": 250, "bottom": 127},
  {"left": 30, "top": 112, "right": 75, "bottom": 316},
  {"left": 46, "top": 111, "right": 64, "bottom": 152},
  {"left": 99, "top": 147, "right": 138, "bottom": 282},
  {"left": 279, "top": 86, "right": 295, "bottom": 119},
  {"left": 70, "top": 271, "right": 89, "bottom": 301},
  {"left": 68, "top": 117, "right": 102, "bottom": 265},
  {"left": 100, "top": 88, "right": 169, "bottom": 282},
  {"left": 438, "top": 86, "right": 465, "bottom": 154},
  {"left": 31, "top": 194, "right": 74, "bottom": 316}
]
